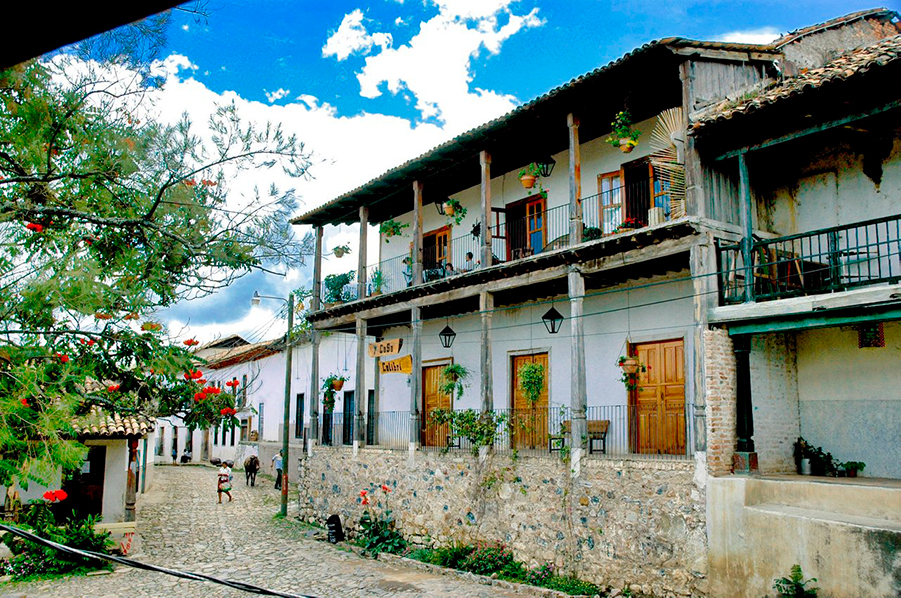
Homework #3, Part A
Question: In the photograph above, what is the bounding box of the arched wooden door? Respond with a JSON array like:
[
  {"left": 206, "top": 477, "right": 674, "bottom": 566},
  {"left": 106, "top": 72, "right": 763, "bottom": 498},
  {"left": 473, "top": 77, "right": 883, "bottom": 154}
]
[{"left": 630, "top": 340, "right": 685, "bottom": 455}]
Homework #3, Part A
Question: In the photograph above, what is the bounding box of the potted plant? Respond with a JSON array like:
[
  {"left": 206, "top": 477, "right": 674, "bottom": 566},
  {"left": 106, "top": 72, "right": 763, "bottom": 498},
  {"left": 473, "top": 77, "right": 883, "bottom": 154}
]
[
  {"left": 369, "top": 268, "right": 386, "bottom": 296},
  {"left": 439, "top": 363, "right": 469, "bottom": 400},
  {"left": 333, "top": 244, "right": 351, "bottom": 258},
  {"left": 379, "top": 219, "right": 409, "bottom": 242},
  {"left": 842, "top": 461, "right": 865, "bottom": 478},
  {"left": 518, "top": 163, "right": 542, "bottom": 190},
  {"left": 322, "top": 373, "right": 348, "bottom": 413},
  {"left": 517, "top": 362, "right": 545, "bottom": 405},
  {"left": 323, "top": 271, "right": 355, "bottom": 306},
  {"left": 442, "top": 198, "right": 467, "bottom": 226},
  {"left": 617, "top": 355, "right": 646, "bottom": 391},
  {"left": 605, "top": 110, "right": 641, "bottom": 153},
  {"left": 614, "top": 217, "right": 642, "bottom": 234}
]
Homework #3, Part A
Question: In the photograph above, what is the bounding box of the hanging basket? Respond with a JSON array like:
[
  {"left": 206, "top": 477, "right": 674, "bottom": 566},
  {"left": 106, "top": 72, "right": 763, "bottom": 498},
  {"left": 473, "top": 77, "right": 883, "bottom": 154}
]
[
  {"left": 519, "top": 174, "right": 537, "bottom": 189},
  {"left": 443, "top": 203, "right": 455, "bottom": 216},
  {"left": 331, "top": 379, "right": 345, "bottom": 391},
  {"left": 619, "top": 139, "right": 636, "bottom": 154},
  {"left": 334, "top": 248, "right": 346, "bottom": 258},
  {"left": 618, "top": 357, "right": 641, "bottom": 374}
]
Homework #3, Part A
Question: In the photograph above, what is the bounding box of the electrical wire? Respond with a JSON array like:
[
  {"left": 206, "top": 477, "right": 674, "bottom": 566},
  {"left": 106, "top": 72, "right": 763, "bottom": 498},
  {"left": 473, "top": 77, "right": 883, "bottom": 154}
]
[{"left": 0, "top": 523, "right": 314, "bottom": 598}]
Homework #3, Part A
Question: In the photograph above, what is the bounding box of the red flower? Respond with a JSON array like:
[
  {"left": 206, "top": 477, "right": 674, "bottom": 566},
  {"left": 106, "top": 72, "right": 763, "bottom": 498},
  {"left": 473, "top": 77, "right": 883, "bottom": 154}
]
[
  {"left": 107, "top": 384, "right": 120, "bottom": 392},
  {"left": 196, "top": 378, "right": 207, "bottom": 385},
  {"left": 194, "top": 392, "right": 206, "bottom": 402},
  {"left": 204, "top": 386, "right": 220, "bottom": 395},
  {"left": 25, "top": 222, "right": 44, "bottom": 233},
  {"left": 361, "top": 497, "right": 370, "bottom": 505},
  {"left": 20, "top": 398, "right": 29, "bottom": 407},
  {"left": 53, "top": 490, "right": 67, "bottom": 501},
  {"left": 183, "top": 338, "right": 199, "bottom": 346},
  {"left": 220, "top": 407, "right": 229, "bottom": 415},
  {"left": 192, "top": 370, "right": 203, "bottom": 380},
  {"left": 360, "top": 490, "right": 367, "bottom": 497},
  {"left": 56, "top": 353, "right": 69, "bottom": 363},
  {"left": 381, "top": 485, "right": 390, "bottom": 493},
  {"left": 43, "top": 491, "right": 56, "bottom": 502}
]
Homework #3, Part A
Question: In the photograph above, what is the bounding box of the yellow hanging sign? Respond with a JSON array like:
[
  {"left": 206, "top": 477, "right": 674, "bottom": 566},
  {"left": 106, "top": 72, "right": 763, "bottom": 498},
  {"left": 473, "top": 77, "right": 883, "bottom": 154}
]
[
  {"left": 368, "top": 338, "right": 403, "bottom": 358},
  {"left": 379, "top": 354, "right": 412, "bottom": 375}
]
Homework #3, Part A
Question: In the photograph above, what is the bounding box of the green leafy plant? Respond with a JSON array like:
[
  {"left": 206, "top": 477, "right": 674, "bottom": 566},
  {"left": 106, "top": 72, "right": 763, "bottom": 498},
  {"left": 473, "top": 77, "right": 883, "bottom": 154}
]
[
  {"left": 517, "top": 362, "right": 545, "bottom": 405},
  {"left": 793, "top": 437, "right": 837, "bottom": 476},
  {"left": 518, "top": 162, "right": 549, "bottom": 197},
  {"left": 773, "top": 564, "right": 819, "bottom": 597},
  {"left": 525, "top": 563, "right": 603, "bottom": 595},
  {"left": 617, "top": 355, "right": 646, "bottom": 391},
  {"left": 583, "top": 226, "right": 603, "bottom": 241},
  {"left": 459, "top": 542, "right": 518, "bottom": 576},
  {"left": 429, "top": 409, "right": 508, "bottom": 454},
  {"left": 438, "top": 363, "right": 469, "bottom": 399},
  {"left": 323, "top": 271, "right": 355, "bottom": 304},
  {"left": 605, "top": 110, "right": 641, "bottom": 148},
  {"left": 841, "top": 461, "right": 865, "bottom": 476},
  {"left": 379, "top": 219, "right": 409, "bottom": 241},
  {"left": 369, "top": 268, "right": 387, "bottom": 294},
  {"left": 321, "top": 373, "right": 348, "bottom": 412},
  {"left": 332, "top": 244, "right": 351, "bottom": 258},
  {"left": 443, "top": 198, "right": 467, "bottom": 226},
  {"left": 357, "top": 485, "right": 406, "bottom": 556}
]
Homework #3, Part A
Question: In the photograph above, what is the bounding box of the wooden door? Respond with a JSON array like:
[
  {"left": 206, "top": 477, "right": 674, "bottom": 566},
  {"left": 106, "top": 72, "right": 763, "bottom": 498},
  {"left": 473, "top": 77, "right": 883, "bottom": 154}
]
[
  {"left": 511, "top": 353, "right": 549, "bottom": 449},
  {"left": 631, "top": 340, "right": 685, "bottom": 454},
  {"left": 526, "top": 198, "right": 546, "bottom": 253},
  {"left": 422, "top": 365, "right": 452, "bottom": 446}
]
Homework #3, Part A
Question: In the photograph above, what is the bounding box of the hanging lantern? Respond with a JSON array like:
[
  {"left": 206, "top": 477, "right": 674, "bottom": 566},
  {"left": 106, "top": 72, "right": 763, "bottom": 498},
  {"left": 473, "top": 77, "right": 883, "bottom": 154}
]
[
  {"left": 434, "top": 199, "right": 446, "bottom": 215},
  {"left": 541, "top": 307, "right": 564, "bottom": 334},
  {"left": 536, "top": 156, "right": 556, "bottom": 178},
  {"left": 439, "top": 325, "right": 456, "bottom": 349}
]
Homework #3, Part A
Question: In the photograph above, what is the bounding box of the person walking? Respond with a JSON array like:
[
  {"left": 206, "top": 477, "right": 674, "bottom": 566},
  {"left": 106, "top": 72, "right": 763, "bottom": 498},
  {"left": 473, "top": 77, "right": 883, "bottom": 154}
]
[
  {"left": 271, "top": 450, "right": 283, "bottom": 490},
  {"left": 217, "top": 462, "right": 233, "bottom": 503}
]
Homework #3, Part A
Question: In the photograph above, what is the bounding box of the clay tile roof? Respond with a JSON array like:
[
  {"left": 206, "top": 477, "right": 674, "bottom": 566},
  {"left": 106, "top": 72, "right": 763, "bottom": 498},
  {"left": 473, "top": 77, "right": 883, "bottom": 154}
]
[
  {"left": 205, "top": 339, "right": 282, "bottom": 369},
  {"left": 691, "top": 34, "right": 901, "bottom": 132},
  {"left": 73, "top": 406, "right": 155, "bottom": 438}
]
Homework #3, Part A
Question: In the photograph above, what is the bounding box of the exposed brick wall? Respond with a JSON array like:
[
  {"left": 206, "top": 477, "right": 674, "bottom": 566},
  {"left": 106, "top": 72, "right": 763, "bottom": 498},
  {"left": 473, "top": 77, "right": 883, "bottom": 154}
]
[
  {"left": 750, "top": 334, "right": 800, "bottom": 474},
  {"left": 704, "top": 329, "right": 737, "bottom": 477}
]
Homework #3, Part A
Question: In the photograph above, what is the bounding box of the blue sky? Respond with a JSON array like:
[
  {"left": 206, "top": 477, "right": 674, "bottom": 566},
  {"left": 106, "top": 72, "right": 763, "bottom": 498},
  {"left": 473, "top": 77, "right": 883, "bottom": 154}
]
[{"left": 144, "top": 0, "right": 896, "bottom": 341}]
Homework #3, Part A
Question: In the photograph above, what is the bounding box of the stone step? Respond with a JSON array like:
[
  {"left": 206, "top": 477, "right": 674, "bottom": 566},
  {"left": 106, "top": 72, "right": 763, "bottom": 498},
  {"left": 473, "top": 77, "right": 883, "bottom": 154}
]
[{"left": 747, "top": 502, "right": 901, "bottom": 532}]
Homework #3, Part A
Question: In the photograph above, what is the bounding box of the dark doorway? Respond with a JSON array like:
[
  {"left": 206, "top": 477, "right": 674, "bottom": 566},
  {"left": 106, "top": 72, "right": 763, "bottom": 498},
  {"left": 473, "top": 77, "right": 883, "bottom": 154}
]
[
  {"left": 61, "top": 445, "right": 105, "bottom": 519},
  {"left": 342, "top": 391, "right": 355, "bottom": 445},
  {"left": 622, "top": 159, "right": 651, "bottom": 226},
  {"left": 366, "top": 389, "right": 376, "bottom": 445}
]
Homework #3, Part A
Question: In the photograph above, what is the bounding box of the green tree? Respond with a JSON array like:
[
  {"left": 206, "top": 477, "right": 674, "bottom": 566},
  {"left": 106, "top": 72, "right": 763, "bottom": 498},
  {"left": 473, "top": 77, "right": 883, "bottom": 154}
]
[{"left": 0, "top": 57, "right": 313, "bottom": 488}]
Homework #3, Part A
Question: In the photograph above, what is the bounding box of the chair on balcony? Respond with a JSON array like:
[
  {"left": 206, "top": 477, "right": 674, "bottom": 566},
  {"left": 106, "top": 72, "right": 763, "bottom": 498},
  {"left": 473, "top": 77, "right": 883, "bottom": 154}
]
[{"left": 548, "top": 419, "right": 609, "bottom": 454}]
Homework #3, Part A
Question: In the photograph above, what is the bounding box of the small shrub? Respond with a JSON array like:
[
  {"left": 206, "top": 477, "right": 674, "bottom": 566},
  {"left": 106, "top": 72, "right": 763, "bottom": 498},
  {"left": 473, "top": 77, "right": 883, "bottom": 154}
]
[
  {"left": 774, "top": 564, "right": 818, "bottom": 597},
  {"left": 357, "top": 485, "right": 406, "bottom": 556},
  {"left": 430, "top": 543, "right": 474, "bottom": 569},
  {"left": 542, "top": 574, "right": 603, "bottom": 596},
  {"left": 459, "top": 542, "right": 516, "bottom": 576},
  {"left": 525, "top": 562, "right": 556, "bottom": 585},
  {"left": 406, "top": 548, "right": 435, "bottom": 563}
]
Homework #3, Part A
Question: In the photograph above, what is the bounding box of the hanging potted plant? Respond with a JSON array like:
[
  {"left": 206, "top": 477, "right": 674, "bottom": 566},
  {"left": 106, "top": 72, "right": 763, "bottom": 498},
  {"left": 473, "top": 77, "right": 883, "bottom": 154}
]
[
  {"left": 605, "top": 110, "right": 641, "bottom": 154},
  {"left": 518, "top": 162, "right": 542, "bottom": 190},
  {"left": 442, "top": 198, "right": 467, "bottom": 226},
  {"left": 323, "top": 271, "right": 355, "bottom": 306},
  {"left": 617, "top": 355, "right": 646, "bottom": 391},
  {"left": 438, "top": 363, "right": 469, "bottom": 400},
  {"left": 517, "top": 362, "right": 546, "bottom": 405},
  {"left": 321, "top": 375, "right": 346, "bottom": 413},
  {"left": 379, "top": 219, "right": 409, "bottom": 242},
  {"left": 333, "top": 244, "right": 351, "bottom": 258},
  {"left": 323, "top": 373, "right": 348, "bottom": 393}
]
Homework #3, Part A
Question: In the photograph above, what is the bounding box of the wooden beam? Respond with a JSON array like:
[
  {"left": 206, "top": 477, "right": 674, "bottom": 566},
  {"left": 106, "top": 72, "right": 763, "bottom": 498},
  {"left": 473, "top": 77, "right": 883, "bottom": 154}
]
[
  {"left": 726, "top": 307, "right": 901, "bottom": 335},
  {"left": 737, "top": 152, "right": 753, "bottom": 303},
  {"left": 410, "top": 306, "right": 422, "bottom": 447},
  {"left": 568, "top": 267, "right": 587, "bottom": 450},
  {"left": 578, "top": 235, "right": 698, "bottom": 274},
  {"left": 310, "top": 225, "right": 324, "bottom": 444},
  {"left": 312, "top": 226, "right": 324, "bottom": 310},
  {"left": 480, "top": 292, "right": 494, "bottom": 413},
  {"left": 712, "top": 100, "right": 901, "bottom": 161},
  {"left": 357, "top": 206, "right": 369, "bottom": 299},
  {"left": 355, "top": 316, "right": 367, "bottom": 443},
  {"left": 480, "top": 151, "right": 493, "bottom": 268},
  {"left": 568, "top": 113, "right": 583, "bottom": 244},
  {"left": 671, "top": 47, "right": 777, "bottom": 62},
  {"left": 413, "top": 181, "right": 424, "bottom": 285}
]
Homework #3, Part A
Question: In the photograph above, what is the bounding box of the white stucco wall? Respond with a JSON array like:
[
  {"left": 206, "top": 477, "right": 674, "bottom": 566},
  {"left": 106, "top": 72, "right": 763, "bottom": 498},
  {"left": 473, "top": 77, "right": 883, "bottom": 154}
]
[
  {"left": 376, "top": 273, "right": 696, "bottom": 416},
  {"left": 83, "top": 438, "right": 128, "bottom": 523},
  {"left": 377, "top": 116, "right": 660, "bottom": 267},
  {"left": 795, "top": 321, "right": 901, "bottom": 479}
]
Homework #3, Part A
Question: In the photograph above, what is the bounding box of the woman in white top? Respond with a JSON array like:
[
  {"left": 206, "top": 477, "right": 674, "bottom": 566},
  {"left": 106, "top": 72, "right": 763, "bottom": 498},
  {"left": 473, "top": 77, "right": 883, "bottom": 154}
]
[{"left": 217, "top": 464, "right": 233, "bottom": 503}]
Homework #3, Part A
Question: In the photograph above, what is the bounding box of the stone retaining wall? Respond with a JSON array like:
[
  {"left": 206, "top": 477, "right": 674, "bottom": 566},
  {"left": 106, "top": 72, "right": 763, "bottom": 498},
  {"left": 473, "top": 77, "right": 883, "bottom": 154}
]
[{"left": 293, "top": 447, "right": 707, "bottom": 597}]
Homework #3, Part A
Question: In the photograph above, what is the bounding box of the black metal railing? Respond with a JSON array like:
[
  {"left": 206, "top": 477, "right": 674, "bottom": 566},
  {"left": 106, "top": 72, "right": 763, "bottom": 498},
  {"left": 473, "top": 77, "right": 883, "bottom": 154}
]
[
  {"left": 317, "top": 405, "right": 695, "bottom": 460},
  {"left": 718, "top": 214, "right": 901, "bottom": 305}
]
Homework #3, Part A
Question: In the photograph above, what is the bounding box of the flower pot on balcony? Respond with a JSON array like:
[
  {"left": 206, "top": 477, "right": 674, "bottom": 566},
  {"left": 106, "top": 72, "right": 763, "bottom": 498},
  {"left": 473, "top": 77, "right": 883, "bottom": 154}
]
[{"left": 519, "top": 174, "right": 537, "bottom": 189}]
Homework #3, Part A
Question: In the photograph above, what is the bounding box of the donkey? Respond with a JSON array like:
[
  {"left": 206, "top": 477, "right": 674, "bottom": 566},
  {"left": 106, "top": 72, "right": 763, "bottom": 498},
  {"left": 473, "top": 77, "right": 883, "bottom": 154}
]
[{"left": 243, "top": 455, "right": 260, "bottom": 486}]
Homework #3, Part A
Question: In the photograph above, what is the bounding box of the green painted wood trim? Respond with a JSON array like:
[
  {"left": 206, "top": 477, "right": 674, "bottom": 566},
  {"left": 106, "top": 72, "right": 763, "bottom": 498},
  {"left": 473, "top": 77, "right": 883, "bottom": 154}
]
[{"left": 727, "top": 306, "right": 901, "bottom": 336}]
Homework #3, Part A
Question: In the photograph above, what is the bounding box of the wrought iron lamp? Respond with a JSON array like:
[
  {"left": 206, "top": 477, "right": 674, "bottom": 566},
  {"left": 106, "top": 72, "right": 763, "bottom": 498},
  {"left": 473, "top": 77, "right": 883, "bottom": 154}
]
[
  {"left": 536, "top": 156, "right": 556, "bottom": 178},
  {"left": 541, "top": 307, "right": 564, "bottom": 334},
  {"left": 439, "top": 325, "right": 457, "bottom": 348}
]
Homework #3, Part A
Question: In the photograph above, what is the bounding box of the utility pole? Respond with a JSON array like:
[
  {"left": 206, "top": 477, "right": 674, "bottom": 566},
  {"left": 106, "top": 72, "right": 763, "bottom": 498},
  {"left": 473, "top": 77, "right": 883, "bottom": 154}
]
[{"left": 280, "top": 293, "right": 294, "bottom": 517}]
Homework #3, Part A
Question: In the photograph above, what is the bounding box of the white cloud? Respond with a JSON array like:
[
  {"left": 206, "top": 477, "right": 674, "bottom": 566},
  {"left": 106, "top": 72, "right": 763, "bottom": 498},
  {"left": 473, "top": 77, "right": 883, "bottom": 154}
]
[
  {"left": 394, "top": 16, "right": 408, "bottom": 26},
  {"left": 715, "top": 27, "right": 780, "bottom": 45},
  {"left": 182, "top": 24, "right": 190, "bottom": 32},
  {"left": 353, "top": 0, "right": 544, "bottom": 131},
  {"left": 322, "top": 9, "right": 393, "bottom": 61},
  {"left": 264, "top": 87, "right": 291, "bottom": 103}
]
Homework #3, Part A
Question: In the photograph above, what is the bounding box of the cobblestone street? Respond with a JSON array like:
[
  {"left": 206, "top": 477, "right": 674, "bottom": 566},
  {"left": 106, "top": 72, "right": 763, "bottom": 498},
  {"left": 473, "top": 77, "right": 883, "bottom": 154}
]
[{"left": 5, "top": 465, "right": 522, "bottom": 598}]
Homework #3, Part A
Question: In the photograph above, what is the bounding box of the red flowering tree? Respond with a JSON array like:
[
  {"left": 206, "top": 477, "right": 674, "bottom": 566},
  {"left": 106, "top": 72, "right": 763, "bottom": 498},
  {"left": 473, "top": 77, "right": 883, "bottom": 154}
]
[{"left": 0, "top": 55, "right": 314, "bottom": 489}]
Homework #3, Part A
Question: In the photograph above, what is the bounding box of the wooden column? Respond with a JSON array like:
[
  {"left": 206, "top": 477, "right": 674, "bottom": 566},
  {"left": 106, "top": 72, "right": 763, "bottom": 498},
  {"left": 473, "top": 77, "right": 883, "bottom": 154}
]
[
  {"left": 410, "top": 306, "right": 422, "bottom": 446},
  {"left": 737, "top": 152, "right": 754, "bottom": 303},
  {"left": 480, "top": 151, "right": 493, "bottom": 267},
  {"left": 355, "top": 316, "right": 367, "bottom": 443},
  {"left": 310, "top": 225, "right": 324, "bottom": 442},
  {"left": 125, "top": 438, "right": 139, "bottom": 522},
  {"left": 690, "top": 236, "right": 716, "bottom": 453},
  {"left": 357, "top": 206, "right": 369, "bottom": 299},
  {"left": 680, "top": 60, "right": 706, "bottom": 219},
  {"left": 479, "top": 291, "right": 493, "bottom": 413},
  {"left": 567, "top": 113, "right": 583, "bottom": 245},
  {"left": 568, "top": 267, "right": 587, "bottom": 449},
  {"left": 412, "top": 180, "right": 424, "bottom": 285},
  {"left": 372, "top": 352, "right": 380, "bottom": 445}
]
